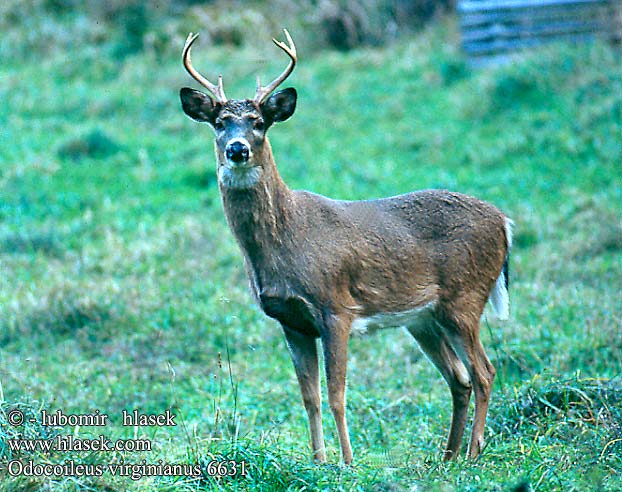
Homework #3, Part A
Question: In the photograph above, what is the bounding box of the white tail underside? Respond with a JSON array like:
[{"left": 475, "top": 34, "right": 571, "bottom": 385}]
[{"left": 489, "top": 218, "right": 513, "bottom": 320}]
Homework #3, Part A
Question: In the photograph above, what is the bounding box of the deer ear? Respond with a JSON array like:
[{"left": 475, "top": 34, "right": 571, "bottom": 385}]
[
  {"left": 261, "top": 88, "right": 297, "bottom": 124},
  {"left": 180, "top": 87, "right": 220, "bottom": 124}
]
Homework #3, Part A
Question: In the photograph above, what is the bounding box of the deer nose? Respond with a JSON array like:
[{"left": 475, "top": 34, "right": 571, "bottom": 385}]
[{"left": 225, "top": 140, "right": 250, "bottom": 164}]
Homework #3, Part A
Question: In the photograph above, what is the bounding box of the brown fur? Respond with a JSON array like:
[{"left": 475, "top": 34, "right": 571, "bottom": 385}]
[
  {"left": 221, "top": 143, "right": 507, "bottom": 322},
  {"left": 180, "top": 37, "right": 510, "bottom": 463},
  {"left": 216, "top": 135, "right": 509, "bottom": 463}
]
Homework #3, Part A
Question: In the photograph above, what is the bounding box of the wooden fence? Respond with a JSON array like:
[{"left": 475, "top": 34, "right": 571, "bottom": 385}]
[{"left": 458, "top": 0, "right": 622, "bottom": 64}]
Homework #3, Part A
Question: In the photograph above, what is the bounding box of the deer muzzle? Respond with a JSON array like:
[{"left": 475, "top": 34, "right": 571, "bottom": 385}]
[{"left": 225, "top": 138, "right": 251, "bottom": 165}]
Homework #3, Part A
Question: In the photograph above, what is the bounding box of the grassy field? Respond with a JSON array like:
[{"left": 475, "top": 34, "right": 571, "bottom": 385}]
[{"left": 1, "top": 14, "right": 621, "bottom": 492}]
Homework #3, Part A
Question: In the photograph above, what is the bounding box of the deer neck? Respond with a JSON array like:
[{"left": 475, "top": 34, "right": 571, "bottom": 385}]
[{"left": 219, "top": 138, "right": 294, "bottom": 267}]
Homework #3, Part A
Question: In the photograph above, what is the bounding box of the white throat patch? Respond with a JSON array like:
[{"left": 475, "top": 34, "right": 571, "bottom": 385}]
[{"left": 218, "top": 164, "right": 262, "bottom": 189}]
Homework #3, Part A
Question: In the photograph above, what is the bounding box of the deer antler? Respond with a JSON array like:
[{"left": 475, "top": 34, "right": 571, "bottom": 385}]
[
  {"left": 182, "top": 32, "right": 227, "bottom": 103},
  {"left": 254, "top": 29, "right": 297, "bottom": 104}
]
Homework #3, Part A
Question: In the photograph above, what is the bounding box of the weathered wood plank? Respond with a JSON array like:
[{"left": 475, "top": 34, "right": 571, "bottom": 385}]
[
  {"left": 462, "top": 20, "right": 613, "bottom": 43},
  {"left": 458, "top": 0, "right": 621, "bottom": 62},
  {"left": 460, "top": 4, "right": 615, "bottom": 28},
  {"left": 459, "top": 0, "right": 612, "bottom": 13}
]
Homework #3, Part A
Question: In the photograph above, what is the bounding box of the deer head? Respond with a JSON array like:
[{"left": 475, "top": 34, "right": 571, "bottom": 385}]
[{"left": 180, "top": 30, "right": 298, "bottom": 189}]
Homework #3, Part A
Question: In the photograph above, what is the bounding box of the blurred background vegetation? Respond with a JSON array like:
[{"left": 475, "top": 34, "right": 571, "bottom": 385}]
[
  {"left": 0, "top": 0, "right": 455, "bottom": 61},
  {"left": 0, "top": 1, "right": 620, "bottom": 491}
]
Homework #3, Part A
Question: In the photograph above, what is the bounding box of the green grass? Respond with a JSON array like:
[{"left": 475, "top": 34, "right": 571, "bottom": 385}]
[{"left": 1, "top": 16, "right": 621, "bottom": 491}]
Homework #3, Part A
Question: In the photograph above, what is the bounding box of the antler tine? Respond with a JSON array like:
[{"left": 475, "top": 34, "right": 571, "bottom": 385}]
[
  {"left": 182, "top": 32, "right": 227, "bottom": 103},
  {"left": 255, "top": 29, "right": 297, "bottom": 104}
]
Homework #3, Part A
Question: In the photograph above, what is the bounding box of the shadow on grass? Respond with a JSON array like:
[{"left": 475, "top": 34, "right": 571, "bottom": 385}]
[
  {"left": 1, "top": 286, "right": 115, "bottom": 348},
  {"left": 0, "top": 230, "right": 65, "bottom": 257}
]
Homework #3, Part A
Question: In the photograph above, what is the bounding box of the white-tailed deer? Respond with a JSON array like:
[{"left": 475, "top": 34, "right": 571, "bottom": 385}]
[{"left": 180, "top": 30, "right": 512, "bottom": 464}]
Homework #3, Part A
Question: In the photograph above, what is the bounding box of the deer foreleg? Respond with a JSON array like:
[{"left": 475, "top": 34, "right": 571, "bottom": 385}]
[
  {"left": 283, "top": 327, "right": 326, "bottom": 462},
  {"left": 320, "top": 315, "right": 353, "bottom": 465}
]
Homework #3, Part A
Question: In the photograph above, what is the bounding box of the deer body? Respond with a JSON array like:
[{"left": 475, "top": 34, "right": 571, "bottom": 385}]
[
  {"left": 180, "top": 30, "right": 512, "bottom": 464},
  {"left": 226, "top": 181, "right": 507, "bottom": 332}
]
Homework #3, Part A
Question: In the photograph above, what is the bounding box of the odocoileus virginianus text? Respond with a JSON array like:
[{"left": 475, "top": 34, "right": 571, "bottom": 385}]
[{"left": 180, "top": 29, "right": 512, "bottom": 464}]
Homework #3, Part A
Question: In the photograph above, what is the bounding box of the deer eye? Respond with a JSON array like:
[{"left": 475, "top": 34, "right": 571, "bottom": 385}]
[
  {"left": 253, "top": 120, "right": 265, "bottom": 131},
  {"left": 214, "top": 121, "right": 224, "bottom": 131}
]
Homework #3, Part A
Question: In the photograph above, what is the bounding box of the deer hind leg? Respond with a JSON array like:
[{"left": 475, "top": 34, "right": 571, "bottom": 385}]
[
  {"left": 440, "top": 307, "right": 496, "bottom": 459},
  {"left": 283, "top": 327, "right": 326, "bottom": 462},
  {"left": 320, "top": 316, "right": 353, "bottom": 464},
  {"left": 465, "top": 336, "right": 496, "bottom": 458},
  {"left": 407, "top": 324, "right": 472, "bottom": 460}
]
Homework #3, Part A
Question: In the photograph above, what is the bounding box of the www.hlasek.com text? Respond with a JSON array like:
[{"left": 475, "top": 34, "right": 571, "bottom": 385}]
[{"left": 7, "top": 435, "right": 151, "bottom": 453}]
